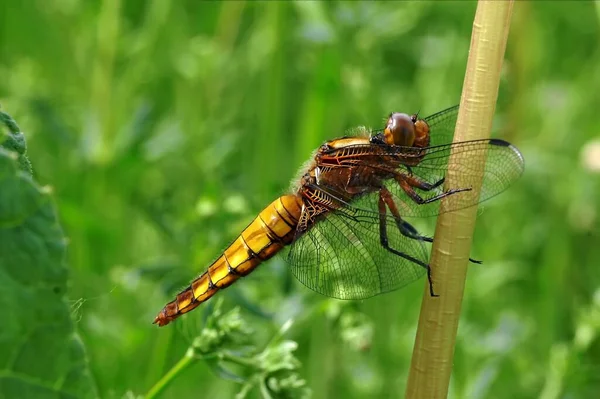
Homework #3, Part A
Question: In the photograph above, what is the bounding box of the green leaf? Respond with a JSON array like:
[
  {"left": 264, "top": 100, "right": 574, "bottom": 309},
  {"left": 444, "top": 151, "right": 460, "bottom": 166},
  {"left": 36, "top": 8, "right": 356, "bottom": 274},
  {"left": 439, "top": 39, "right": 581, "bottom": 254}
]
[
  {"left": 0, "top": 148, "right": 97, "bottom": 398},
  {"left": 0, "top": 110, "right": 33, "bottom": 175}
]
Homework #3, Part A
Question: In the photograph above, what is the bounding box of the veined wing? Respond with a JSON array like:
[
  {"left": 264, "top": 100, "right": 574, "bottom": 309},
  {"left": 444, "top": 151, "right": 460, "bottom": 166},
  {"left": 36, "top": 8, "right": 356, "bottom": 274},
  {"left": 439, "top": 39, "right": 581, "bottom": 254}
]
[
  {"left": 422, "top": 105, "right": 460, "bottom": 147},
  {"left": 320, "top": 138, "right": 524, "bottom": 218},
  {"left": 398, "top": 138, "right": 523, "bottom": 218},
  {"left": 281, "top": 194, "right": 428, "bottom": 300}
]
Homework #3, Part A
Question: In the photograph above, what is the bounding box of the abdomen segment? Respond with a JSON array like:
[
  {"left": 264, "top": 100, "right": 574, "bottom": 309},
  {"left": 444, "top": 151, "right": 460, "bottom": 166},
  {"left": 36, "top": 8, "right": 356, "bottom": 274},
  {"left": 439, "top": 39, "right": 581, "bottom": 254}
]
[{"left": 153, "top": 195, "right": 303, "bottom": 326}]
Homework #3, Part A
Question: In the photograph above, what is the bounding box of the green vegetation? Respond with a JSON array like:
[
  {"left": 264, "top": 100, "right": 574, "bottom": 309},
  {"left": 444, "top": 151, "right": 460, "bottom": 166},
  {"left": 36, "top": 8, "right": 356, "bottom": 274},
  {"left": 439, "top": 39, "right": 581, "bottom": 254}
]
[{"left": 1, "top": 1, "right": 599, "bottom": 398}]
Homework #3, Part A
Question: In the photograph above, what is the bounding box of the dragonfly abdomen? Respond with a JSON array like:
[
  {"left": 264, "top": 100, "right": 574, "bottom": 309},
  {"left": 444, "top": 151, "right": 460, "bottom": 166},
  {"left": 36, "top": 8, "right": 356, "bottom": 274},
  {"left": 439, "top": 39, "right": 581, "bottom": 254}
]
[{"left": 154, "top": 195, "right": 303, "bottom": 326}]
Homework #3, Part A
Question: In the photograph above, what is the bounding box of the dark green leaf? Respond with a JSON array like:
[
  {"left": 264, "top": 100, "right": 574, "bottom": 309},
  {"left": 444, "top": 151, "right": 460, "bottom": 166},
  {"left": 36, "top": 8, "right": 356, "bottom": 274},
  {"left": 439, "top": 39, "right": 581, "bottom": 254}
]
[
  {"left": 0, "top": 110, "right": 32, "bottom": 175},
  {"left": 0, "top": 148, "right": 97, "bottom": 399}
]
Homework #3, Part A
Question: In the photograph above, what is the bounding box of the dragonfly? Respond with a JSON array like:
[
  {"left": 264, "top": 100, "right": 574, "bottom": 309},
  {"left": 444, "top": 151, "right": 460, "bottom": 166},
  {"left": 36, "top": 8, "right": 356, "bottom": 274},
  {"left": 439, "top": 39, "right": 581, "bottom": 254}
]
[{"left": 154, "top": 105, "right": 524, "bottom": 326}]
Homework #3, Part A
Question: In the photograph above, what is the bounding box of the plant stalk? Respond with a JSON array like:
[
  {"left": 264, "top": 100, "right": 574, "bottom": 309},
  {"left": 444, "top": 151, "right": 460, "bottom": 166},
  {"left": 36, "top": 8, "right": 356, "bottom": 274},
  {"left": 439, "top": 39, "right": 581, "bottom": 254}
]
[
  {"left": 405, "top": 1, "right": 514, "bottom": 398},
  {"left": 145, "top": 349, "right": 194, "bottom": 399}
]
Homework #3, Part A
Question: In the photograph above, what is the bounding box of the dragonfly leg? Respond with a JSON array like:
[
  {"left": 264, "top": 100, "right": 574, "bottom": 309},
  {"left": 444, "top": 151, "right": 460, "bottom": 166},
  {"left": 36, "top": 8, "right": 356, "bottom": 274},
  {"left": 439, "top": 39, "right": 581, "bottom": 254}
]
[
  {"left": 380, "top": 186, "right": 431, "bottom": 241},
  {"left": 378, "top": 190, "right": 438, "bottom": 297},
  {"left": 381, "top": 186, "right": 482, "bottom": 265},
  {"left": 396, "top": 174, "right": 471, "bottom": 205},
  {"left": 403, "top": 170, "right": 445, "bottom": 191}
]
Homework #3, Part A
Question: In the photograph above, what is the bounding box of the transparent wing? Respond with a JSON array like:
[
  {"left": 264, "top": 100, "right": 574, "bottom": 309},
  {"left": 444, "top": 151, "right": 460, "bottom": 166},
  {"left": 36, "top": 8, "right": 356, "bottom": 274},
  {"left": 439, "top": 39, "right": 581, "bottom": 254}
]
[
  {"left": 422, "top": 105, "right": 460, "bottom": 147},
  {"left": 388, "top": 138, "right": 525, "bottom": 218},
  {"left": 343, "top": 106, "right": 524, "bottom": 217},
  {"left": 281, "top": 194, "right": 428, "bottom": 299},
  {"left": 317, "top": 139, "right": 524, "bottom": 219},
  {"left": 325, "top": 107, "right": 523, "bottom": 218}
]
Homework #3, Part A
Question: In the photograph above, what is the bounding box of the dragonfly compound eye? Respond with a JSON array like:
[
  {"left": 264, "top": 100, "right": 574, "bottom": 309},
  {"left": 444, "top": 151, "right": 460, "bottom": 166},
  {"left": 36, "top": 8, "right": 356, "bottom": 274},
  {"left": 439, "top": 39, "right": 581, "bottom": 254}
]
[
  {"left": 384, "top": 113, "right": 415, "bottom": 146},
  {"left": 413, "top": 119, "right": 431, "bottom": 148}
]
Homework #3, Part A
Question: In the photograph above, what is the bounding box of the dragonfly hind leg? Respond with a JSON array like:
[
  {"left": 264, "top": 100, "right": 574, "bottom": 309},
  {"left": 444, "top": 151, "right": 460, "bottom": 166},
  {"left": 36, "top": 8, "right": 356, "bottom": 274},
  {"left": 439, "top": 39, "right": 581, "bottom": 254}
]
[
  {"left": 380, "top": 186, "right": 431, "bottom": 241},
  {"left": 379, "top": 187, "right": 482, "bottom": 264},
  {"left": 378, "top": 188, "right": 438, "bottom": 297},
  {"left": 399, "top": 219, "right": 482, "bottom": 264}
]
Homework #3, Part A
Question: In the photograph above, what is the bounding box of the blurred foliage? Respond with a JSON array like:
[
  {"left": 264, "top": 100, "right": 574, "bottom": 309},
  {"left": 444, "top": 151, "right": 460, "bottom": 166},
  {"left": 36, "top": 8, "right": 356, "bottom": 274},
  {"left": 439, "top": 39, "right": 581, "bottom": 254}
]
[
  {"left": 145, "top": 299, "right": 309, "bottom": 399},
  {"left": 1, "top": 1, "right": 600, "bottom": 398}
]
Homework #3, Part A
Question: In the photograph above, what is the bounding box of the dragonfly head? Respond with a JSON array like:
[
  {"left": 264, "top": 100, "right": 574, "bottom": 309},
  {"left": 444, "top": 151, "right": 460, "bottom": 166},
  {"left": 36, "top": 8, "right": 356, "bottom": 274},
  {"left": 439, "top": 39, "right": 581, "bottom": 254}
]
[{"left": 384, "top": 113, "right": 415, "bottom": 146}]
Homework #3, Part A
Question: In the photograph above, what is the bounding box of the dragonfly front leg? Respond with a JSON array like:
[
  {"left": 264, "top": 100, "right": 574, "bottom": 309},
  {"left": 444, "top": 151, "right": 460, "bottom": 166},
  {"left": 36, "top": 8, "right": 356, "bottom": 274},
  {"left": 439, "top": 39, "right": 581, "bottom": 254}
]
[
  {"left": 395, "top": 173, "right": 471, "bottom": 205},
  {"left": 378, "top": 188, "right": 438, "bottom": 297},
  {"left": 403, "top": 170, "right": 445, "bottom": 191}
]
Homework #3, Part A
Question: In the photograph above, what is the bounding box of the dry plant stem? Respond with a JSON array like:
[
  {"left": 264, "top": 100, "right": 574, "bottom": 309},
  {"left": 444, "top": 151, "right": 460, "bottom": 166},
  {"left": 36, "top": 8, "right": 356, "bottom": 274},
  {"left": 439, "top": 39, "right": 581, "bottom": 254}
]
[{"left": 405, "top": 1, "right": 514, "bottom": 398}]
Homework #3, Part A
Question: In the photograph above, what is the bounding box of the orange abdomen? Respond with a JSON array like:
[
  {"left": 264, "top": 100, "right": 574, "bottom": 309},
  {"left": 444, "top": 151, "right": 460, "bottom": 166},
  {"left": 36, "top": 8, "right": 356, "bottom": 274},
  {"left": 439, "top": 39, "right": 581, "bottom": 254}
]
[{"left": 153, "top": 195, "right": 303, "bottom": 326}]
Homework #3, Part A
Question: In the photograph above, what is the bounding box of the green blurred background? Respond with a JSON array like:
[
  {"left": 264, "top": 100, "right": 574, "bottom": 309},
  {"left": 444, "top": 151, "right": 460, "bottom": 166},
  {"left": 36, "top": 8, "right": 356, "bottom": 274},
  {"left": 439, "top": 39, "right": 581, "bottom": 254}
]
[{"left": 2, "top": 1, "right": 600, "bottom": 398}]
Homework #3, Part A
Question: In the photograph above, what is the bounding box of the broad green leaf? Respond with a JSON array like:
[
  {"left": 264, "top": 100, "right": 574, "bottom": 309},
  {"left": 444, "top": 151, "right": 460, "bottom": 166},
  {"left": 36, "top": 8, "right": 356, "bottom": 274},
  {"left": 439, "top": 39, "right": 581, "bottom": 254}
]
[{"left": 0, "top": 147, "right": 97, "bottom": 398}]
